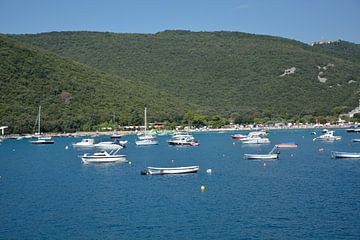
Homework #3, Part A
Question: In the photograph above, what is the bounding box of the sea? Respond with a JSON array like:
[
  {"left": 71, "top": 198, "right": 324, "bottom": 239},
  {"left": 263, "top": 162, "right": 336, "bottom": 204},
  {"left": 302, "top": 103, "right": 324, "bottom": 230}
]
[{"left": 1, "top": 129, "right": 359, "bottom": 239}]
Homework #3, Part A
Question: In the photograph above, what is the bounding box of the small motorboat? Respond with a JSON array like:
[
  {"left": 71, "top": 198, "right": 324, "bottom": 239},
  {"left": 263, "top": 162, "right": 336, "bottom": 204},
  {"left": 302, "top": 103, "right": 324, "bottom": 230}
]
[
  {"left": 82, "top": 148, "right": 127, "bottom": 163},
  {"left": 141, "top": 166, "right": 200, "bottom": 175},
  {"left": 352, "top": 139, "right": 360, "bottom": 142},
  {"left": 231, "top": 134, "right": 248, "bottom": 139},
  {"left": 244, "top": 153, "right": 279, "bottom": 160},
  {"left": 94, "top": 141, "right": 124, "bottom": 149},
  {"left": 331, "top": 151, "right": 360, "bottom": 159},
  {"left": 313, "top": 130, "right": 341, "bottom": 141},
  {"left": 242, "top": 137, "right": 270, "bottom": 144},
  {"left": 30, "top": 136, "right": 54, "bottom": 144},
  {"left": 275, "top": 142, "right": 298, "bottom": 148},
  {"left": 244, "top": 145, "right": 279, "bottom": 160},
  {"left": 72, "top": 138, "right": 95, "bottom": 147}
]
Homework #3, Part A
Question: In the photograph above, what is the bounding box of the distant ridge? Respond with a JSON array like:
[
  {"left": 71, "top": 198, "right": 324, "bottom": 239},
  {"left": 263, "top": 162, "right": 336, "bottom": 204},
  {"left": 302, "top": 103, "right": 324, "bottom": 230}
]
[{"left": 2, "top": 30, "right": 360, "bottom": 132}]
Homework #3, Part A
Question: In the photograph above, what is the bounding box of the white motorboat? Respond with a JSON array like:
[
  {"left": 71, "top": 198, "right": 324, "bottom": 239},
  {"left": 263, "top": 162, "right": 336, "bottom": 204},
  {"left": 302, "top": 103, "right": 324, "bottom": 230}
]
[
  {"left": 313, "top": 130, "right": 341, "bottom": 141},
  {"left": 30, "top": 106, "right": 54, "bottom": 144},
  {"left": 244, "top": 153, "right": 279, "bottom": 160},
  {"left": 72, "top": 138, "right": 95, "bottom": 147},
  {"left": 352, "top": 139, "right": 360, "bottom": 142},
  {"left": 30, "top": 136, "right": 55, "bottom": 144},
  {"left": 141, "top": 166, "right": 200, "bottom": 175},
  {"left": 167, "top": 134, "right": 199, "bottom": 146},
  {"left": 242, "top": 137, "right": 270, "bottom": 144},
  {"left": 135, "top": 108, "right": 158, "bottom": 146},
  {"left": 94, "top": 141, "right": 124, "bottom": 149},
  {"left": 331, "top": 151, "right": 360, "bottom": 159},
  {"left": 82, "top": 148, "right": 127, "bottom": 163}
]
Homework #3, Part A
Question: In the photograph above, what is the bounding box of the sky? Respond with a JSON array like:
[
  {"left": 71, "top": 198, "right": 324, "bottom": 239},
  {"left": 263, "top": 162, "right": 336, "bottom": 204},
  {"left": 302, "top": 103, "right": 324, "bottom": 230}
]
[{"left": 0, "top": 0, "right": 359, "bottom": 44}]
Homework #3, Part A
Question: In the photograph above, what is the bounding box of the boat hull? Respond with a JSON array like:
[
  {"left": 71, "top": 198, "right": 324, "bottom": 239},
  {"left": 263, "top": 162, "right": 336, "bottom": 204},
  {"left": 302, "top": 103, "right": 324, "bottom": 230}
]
[
  {"left": 82, "top": 155, "right": 127, "bottom": 163},
  {"left": 30, "top": 140, "right": 54, "bottom": 144},
  {"left": 331, "top": 151, "right": 360, "bottom": 158},
  {"left": 141, "top": 166, "right": 200, "bottom": 175},
  {"left": 244, "top": 154, "right": 278, "bottom": 160}
]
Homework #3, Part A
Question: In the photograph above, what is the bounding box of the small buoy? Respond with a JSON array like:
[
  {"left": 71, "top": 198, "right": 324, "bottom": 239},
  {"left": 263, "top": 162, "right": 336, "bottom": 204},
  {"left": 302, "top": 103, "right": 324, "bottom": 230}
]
[
  {"left": 233, "top": 142, "right": 235, "bottom": 145},
  {"left": 319, "top": 148, "right": 324, "bottom": 152},
  {"left": 206, "top": 169, "right": 212, "bottom": 174},
  {"left": 171, "top": 159, "right": 175, "bottom": 163},
  {"left": 263, "top": 162, "right": 267, "bottom": 167},
  {"left": 201, "top": 185, "right": 206, "bottom": 192},
  {"left": 128, "top": 161, "right": 132, "bottom": 165},
  {"left": 65, "top": 146, "right": 69, "bottom": 150},
  {"left": 291, "top": 154, "right": 294, "bottom": 157},
  {"left": 12, "top": 149, "right": 15, "bottom": 151}
]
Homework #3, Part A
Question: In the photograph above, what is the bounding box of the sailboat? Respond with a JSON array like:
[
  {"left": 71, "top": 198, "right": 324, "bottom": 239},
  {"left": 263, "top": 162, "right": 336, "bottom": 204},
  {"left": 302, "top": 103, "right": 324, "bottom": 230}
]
[
  {"left": 30, "top": 106, "right": 54, "bottom": 144},
  {"left": 135, "top": 107, "right": 158, "bottom": 146}
]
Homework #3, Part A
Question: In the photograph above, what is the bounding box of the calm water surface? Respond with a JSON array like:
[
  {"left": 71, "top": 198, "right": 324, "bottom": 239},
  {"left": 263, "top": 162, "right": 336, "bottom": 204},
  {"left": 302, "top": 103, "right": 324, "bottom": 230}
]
[{"left": 1, "top": 129, "right": 359, "bottom": 239}]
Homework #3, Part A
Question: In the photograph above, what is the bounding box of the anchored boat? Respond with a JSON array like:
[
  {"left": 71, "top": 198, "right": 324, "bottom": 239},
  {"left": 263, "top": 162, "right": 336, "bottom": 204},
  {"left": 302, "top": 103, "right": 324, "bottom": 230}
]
[
  {"left": 141, "top": 166, "right": 200, "bottom": 175},
  {"left": 331, "top": 151, "right": 360, "bottom": 159}
]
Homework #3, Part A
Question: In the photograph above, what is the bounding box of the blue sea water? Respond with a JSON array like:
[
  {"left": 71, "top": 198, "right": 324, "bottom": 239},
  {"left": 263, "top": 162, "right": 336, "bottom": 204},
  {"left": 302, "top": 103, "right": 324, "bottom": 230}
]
[{"left": 1, "top": 129, "right": 359, "bottom": 239}]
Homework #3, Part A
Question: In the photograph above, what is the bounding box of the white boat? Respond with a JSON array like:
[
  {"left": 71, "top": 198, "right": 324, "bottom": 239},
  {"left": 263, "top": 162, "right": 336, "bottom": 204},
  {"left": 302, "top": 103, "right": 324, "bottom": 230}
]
[
  {"left": 72, "top": 138, "right": 95, "bottom": 147},
  {"left": 135, "top": 108, "right": 158, "bottom": 146},
  {"left": 244, "top": 153, "right": 279, "bottom": 160},
  {"left": 242, "top": 137, "right": 270, "bottom": 144},
  {"left": 141, "top": 166, "right": 200, "bottom": 175},
  {"left": 331, "top": 151, "right": 360, "bottom": 159},
  {"left": 352, "top": 139, "right": 360, "bottom": 142},
  {"left": 244, "top": 145, "right": 279, "bottom": 160},
  {"left": 94, "top": 141, "right": 124, "bottom": 149},
  {"left": 30, "top": 106, "right": 54, "bottom": 144},
  {"left": 346, "top": 125, "right": 360, "bottom": 132},
  {"left": 82, "top": 148, "right": 127, "bottom": 163},
  {"left": 167, "top": 134, "right": 199, "bottom": 146},
  {"left": 313, "top": 130, "right": 341, "bottom": 141}
]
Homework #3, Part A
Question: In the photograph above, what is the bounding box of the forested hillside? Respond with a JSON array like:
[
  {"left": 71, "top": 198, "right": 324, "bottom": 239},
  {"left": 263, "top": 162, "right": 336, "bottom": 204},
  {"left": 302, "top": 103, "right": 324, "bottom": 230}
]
[
  {"left": 0, "top": 35, "right": 191, "bottom": 133},
  {"left": 2, "top": 31, "right": 360, "bottom": 132}
]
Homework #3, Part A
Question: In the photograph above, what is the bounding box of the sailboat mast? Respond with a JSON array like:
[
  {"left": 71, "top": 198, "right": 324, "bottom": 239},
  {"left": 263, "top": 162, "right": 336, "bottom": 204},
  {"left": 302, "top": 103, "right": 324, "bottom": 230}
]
[
  {"left": 38, "top": 105, "right": 41, "bottom": 135},
  {"left": 144, "top": 107, "right": 147, "bottom": 136}
]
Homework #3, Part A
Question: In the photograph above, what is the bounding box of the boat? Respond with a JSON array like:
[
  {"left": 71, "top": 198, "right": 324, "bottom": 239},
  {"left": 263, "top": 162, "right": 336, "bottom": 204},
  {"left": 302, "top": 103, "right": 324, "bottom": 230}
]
[
  {"left": 313, "top": 130, "right": 341, "bottom": 141},
  {"left": 94, "top": 141, "right": 124, "bottom": 150},
  {"left": 242, "top": 137, "right": 270, "bottom": 144},
  {"left": 244, "top": 153, "right": 279, "bottom": 160},
  {"left": 352, "top": 139, "right": 360, "bottom": 142},
  {"left": 331, "top": 151, "right": 360, "bottom": 159},
  {"left": 141, "top": 166, "right": 200, "bottom": 175},
  {"left": 167, "top": 134, "right": 199, "bottom": 146},
  {"left": 244, "top": 145, "right": 279, "bottom": 160},
  {"left": 82, "top": 148, "right": 127, "bottom": 163},
  {"left": 346, "top": 125, "right": 360, "bottom": 132},
  {"left": 110, "top": 133, "right": 122, "bottom": 138},
  {"left": 30, "top": 106, "right": 54, "bottom": 144},
  {"left": 135, "top": 108, "right": 158, "bottom": 146},
  {"left": 72, "top": 138, "right": 95, "bottom": 147},
  {"left": 275, "top": 142, "right": 298, "bottom": 148},
  {"left": 231, "top": 133, "right": 248, "bottom": 139}
]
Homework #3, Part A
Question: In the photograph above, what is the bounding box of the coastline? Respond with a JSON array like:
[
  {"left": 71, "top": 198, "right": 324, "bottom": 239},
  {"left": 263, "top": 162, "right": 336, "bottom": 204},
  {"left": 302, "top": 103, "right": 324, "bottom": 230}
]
[{"left": 0, "top": 123, "right": 352, "bottom": 139}]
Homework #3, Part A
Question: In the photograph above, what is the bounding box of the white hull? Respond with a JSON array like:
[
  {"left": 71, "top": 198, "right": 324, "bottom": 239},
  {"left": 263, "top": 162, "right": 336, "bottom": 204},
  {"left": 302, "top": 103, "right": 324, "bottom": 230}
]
[
  {"left": 94, "top": 141, "right": 124, "bottom": 149},
  {"left": 73, "top": 139, "right": 95, "bottom": 147},
  {"left": 142, "top": 166, "right": 200, "bottom": 175},
  {"left": 242, "top": 138, "right": 270, "bottom": 144},
  {"left": 135, "top": 139, "right": 158, "bottom": 146},
  {"left": 244, "top": 154, "right": 278, "bottom": 160},
  {"left": 331, "top": 151, "right": 360, "bottom": 158},
  {"left": 82, "top": 155, "right": 127, "bottom": 163}
]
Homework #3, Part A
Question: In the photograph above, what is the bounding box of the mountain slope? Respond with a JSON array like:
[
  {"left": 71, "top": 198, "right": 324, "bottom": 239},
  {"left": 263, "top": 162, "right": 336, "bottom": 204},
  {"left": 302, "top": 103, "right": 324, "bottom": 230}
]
[
  {"left": 9, "top": 31, "right": 360, "bottom": 119},
  {"left": 0, "top": 35, "right": 191, "bottom": 133}
]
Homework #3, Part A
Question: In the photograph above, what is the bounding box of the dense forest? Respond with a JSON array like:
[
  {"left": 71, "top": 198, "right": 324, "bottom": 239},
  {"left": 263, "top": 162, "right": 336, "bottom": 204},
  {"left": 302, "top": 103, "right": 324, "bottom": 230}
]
[{"left": 1, "top": 31, "right": 360, "bottom": 133}]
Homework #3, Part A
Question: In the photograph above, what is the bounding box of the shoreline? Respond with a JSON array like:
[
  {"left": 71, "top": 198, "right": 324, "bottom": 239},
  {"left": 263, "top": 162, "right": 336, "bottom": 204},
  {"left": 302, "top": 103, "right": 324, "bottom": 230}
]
[{"left": 0, "top": 124, "right": 353, "bottom": 139}]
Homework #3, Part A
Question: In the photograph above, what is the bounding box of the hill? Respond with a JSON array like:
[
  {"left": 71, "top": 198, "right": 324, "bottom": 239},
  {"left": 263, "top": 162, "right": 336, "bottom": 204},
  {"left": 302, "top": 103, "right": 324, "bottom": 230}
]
[
  {"left": 9, "top": 31, "right": 360, "bottom": 122},
  {"left": 312, "top": 40, "right": 360, "bottom": 63},
  {"left": 0, "top": 35, "right": 191, "bottom": 133}
]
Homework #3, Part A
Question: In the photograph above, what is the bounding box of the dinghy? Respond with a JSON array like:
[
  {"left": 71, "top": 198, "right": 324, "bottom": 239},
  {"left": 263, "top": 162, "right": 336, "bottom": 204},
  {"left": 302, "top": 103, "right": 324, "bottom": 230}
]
[
  {"left": 141, "top": 166, "right": 200, "bottom": 175},
  {"left": 331, "top": 151, "right": 360, "bottom": 159}
]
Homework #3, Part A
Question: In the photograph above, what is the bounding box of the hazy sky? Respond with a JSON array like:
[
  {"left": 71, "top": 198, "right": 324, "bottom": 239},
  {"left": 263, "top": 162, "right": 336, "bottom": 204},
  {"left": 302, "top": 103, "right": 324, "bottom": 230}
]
[{"left": 0, "top": 0, "right": 359, "bottom": 43}]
